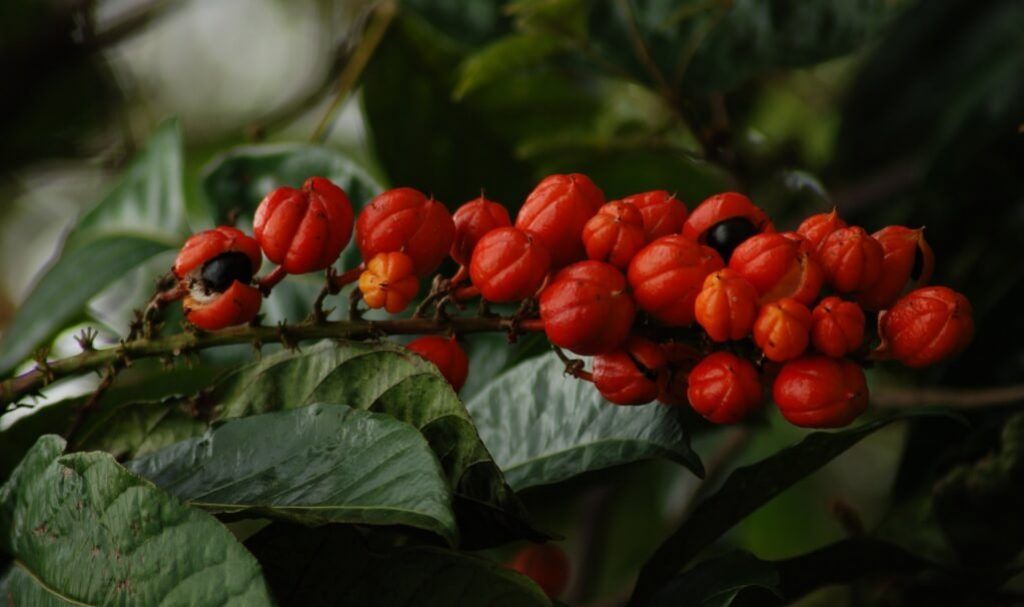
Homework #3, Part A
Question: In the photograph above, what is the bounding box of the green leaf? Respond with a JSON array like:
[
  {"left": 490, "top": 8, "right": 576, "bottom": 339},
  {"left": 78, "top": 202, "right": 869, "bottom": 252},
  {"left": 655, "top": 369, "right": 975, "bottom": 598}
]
[
  {"left": 628, "top": 409, "right": 964, "bottom": 605},
  {"left": 0, "top": 121, "right": 187, "bottom": 376},
  {"left": 458, "top": 332, "right": 550, "bottom": 401},
  {"left": 649, "top": 551, "right": 780, "bottom": 607},
  {"left": 455, "top": 33, "right": 564, "bottom": 99},
  {"left": 201, "top": 143, "right": 385, "bottom": 226},
  {"left": 589, "top": 0, "right": 893, "bottom": 94},
  {"left": 246, "top": 523, "right": 551, "bottom": 607},
  {"left": 211, "top": 340, "right": 542, "bottom": 548},
  {"left": 362, "top": 12, "right": 535, "bottom": 206},
  {"left": 0, "top": 435, "right": 273, "bottom": 606},
  {"left": 128, "top": 404, "right": 458, "bottom": 544},
  {"left": 466, "top": 352, "right": 703, "bottom": 491}
]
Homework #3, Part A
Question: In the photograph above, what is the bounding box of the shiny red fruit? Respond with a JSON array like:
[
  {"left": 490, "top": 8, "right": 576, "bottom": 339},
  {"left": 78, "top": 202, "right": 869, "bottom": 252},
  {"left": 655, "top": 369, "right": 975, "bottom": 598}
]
[
  {"left": 516, "top": 173, "right": 605, "bottom": 268},
  {"left": 627, "top": 235, "right": 724, "bottom": 326},
  {"left": 796, "top": 209, "right": 846, "bottom": 253},
  {"left": 682, "top": 192, "right": 774, "bottom": 260},
  {"left": 539, "top": 261, "right": 635, "bottom": 355},
  {"left": 508, "top": 544, "right": 570, "bottom": 600},
  {"left": 592, "top": 337, "right": 668, "bottom": 405},
  {"left": 174, "top": 226, "right": 263, "bottom": 279},
  {"left": 753, "top": 298, "right": 812, "bottom": 362},
  {"left": 818, "top": 226, "right": 884, "bottom": 294},
  {"left": 878, "top": 286, "right": 973, "bottom": 368},
  {"left": 620, "top": 190, "right": 688, "bottom": 241},
  {"left": 687, "top": 352, "right": 763, "bottom": 424},
  {"left": 811, "top": 296, "right": 865, "bottom": 357},
  {"left": 253, "top": 177, "right": 353, "bottom": 274},
  {"left": 582, "top": 200, "right": 647, "bottom": 269},
  {"left": 694, "top": 269, "right": 759, "bottom": 342},
  {"left": 728, "top": 233, "right": 823, "bottom": 305},
  {"left": 773, "top": 356, "right": 868, "bottom": 428},
  {"left": 183, "top": 280, "right": 262, "bottom": 331},
  {"left": 450, "top": 195, "right": 511, "bottom": 266},
  {"left": 857, "top": 226, "right": 934, "bottom": 311},
  {"left": 406, "top": 336, "right": 469, "bottom": 392},
  {"left": 469, "top": 227, "right": 551, "bottom": 303},
  {"left": 356, "top": 187, "right": 455, "bottom": 276},
  {"left": 175, "top": 226, "right": 263, "bottom": 330}
]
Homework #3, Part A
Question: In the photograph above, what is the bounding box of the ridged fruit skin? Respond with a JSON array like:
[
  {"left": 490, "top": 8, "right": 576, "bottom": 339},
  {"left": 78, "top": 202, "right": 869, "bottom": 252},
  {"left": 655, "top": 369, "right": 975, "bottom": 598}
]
[
  {"left": 753, "top": 298, "right": 812, "bottom": 362},
  {"left": 356, "top": 187, "right": 455, "bottom": 276},
  {"left": 358, "top": 252, "right": 419, "bottom": 314},
  {"left": 175, "top": 226, "right": 263, "bottom": 330},
  {"left": 620, "top": 190, "right": 688, "bottom": 241},
  {"left": 687, "top": 352, "right": 763, "bottom": 424},
  {"left": 878, "top": 286, "right": 974, "bottom": 368},
  {"left": 253, "top": 177, "right": 354, "bottom": 274},
  {"left": 682, "top": 192, "right": 774, "bottom": 243},
  {"left": 582, "top": 200, "right": 647, "bottom": 269},
  {"left": 796, "top": 209, "right": 846, "bottom": 253},
  {"left": 811, "top": 296, "right": 865, "bottom": 357},
  {"left": 817, "top": 226, "right": 884, "bottom": 294},
  {"left": 694, "top": 269, "right": 759, "bottom": 342},
  {"left": 592, "top": 337, "right": 668, "bottom": 405},
  {"left": 539, "top": 261, "right": 635, "bottom": 355},
  {"left": 516, "top": 173, "right": 605, "bottom": 268},
  {"left": 174, "top": 226, "right": 263, "bottom": 279},
  {"left": 773, "top": 356, "right": 868, "bottom": 428},
  {"left": 469, "top": 227, "right": 551, "bottom": 303},
  {"left": 450, "top": 195, "right": 511, "bottom": 266},
  {"left": 728, "top": 233, "right": 824, "bottom": 305},
  {"left": 183, "top": 280, "right": 262, "bottom": 330},
  {"left": 627, "top": 235, "right": 724, "bottom": 326},
  {"left": 857, "top": 226, "right": 934, "bottom": 311},
  {"left": 508, "top": 544, "right": 570, "bottom": 600},
  {"left": 406, "top": 336, "right": 469, "bottom": 392}
]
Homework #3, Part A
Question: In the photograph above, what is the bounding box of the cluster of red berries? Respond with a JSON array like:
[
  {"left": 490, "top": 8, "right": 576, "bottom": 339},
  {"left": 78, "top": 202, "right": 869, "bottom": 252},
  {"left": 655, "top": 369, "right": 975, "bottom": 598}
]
[{"left": 171, "top": 174, "right": 973, "bottom": 429}]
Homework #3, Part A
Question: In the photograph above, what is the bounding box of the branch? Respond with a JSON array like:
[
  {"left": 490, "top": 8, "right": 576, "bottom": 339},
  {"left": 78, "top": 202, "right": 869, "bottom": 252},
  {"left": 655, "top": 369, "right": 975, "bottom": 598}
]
[
  {"left": 0, "top": 315, "right": 540, "bottom": 407},
  {"left": 872, "top": 384, "right": 1024, "bottom": 408}
]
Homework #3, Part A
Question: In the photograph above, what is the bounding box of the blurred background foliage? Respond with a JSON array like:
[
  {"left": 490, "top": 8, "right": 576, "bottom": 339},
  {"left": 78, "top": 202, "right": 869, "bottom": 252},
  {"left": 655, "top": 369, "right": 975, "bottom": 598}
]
[{"left": 1, "top": 0, "right": 1023, "bottom": 604}]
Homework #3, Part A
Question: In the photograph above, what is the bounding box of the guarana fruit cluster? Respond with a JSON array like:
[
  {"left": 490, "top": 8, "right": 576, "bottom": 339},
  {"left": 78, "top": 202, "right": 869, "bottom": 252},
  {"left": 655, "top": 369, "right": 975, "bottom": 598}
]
[{"left": 171, "top": 174, "right": 973, "bottom": 429}]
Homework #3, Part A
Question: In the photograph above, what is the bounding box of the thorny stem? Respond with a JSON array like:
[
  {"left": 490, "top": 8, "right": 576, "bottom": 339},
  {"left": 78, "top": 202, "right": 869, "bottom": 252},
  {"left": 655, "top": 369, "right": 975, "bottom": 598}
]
[{"left": 0, "top": 315, "right": 545, "bottom": 409}]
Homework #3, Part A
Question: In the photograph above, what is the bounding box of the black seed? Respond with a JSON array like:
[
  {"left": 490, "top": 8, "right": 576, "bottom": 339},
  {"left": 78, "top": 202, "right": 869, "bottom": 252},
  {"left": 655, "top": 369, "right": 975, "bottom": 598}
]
[
  {"left": 200, "top": 252, "right": 253, "bottom": 293},
  {"left": 705, "top": 217, "right": 758, "bottom": 261},
  {"left": 910, "top": 247, "right": 924, "bottom": 281}
]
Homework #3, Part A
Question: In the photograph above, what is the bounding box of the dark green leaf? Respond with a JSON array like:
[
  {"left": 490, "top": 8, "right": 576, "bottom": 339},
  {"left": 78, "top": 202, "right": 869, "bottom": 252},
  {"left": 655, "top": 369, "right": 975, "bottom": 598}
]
[
  {"left": 589, "top": 0, "right": 893, "bottom": 94},
  {"left": 129, "top": 404, "right": 458, "bottom": 544},
  {"left": 212, "top": 340, "right": 542, "bottom": 547},
  {"left": 466, "top": 352, "right": 703, "bottom": 491},
  {"left": 0, "top": 435, "right": 273, "bottom": 605},
  {"left": 246, "top": 523, "right": 550, "bottom": 607},
  {"left": 628, "top": 409, "right": 963, "bottom": 605},
  {"left": 362, "top": 12, "right": 535, "bottom": 206},
  {"left": 458, "top": 332, "right": 549, "bottom": 401}
]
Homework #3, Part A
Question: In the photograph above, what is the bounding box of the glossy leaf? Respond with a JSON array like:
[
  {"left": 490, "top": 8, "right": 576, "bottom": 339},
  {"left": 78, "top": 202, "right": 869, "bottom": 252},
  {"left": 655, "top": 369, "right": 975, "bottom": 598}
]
[
  {"left": 247, "top": 523, "right": 551, "bottom": 607},
  {"left": 129, "top": 404, "right": 458, "bottom": 544},
  {"left": 0, "top": 435, "right": 273, "bottom": 605},
  {"left": 0, "top": 121, "right": 187, "bottom": 376},
  {"left": 211, "top": 340, "right": 541, "bottom": 547},
  {"left": 629, "top": 409, "right": 964, "bottom": 605},
  {"left": 455, "top": 33, "right": 564, "bottom": 99},
  {"left": 466, "top": 352, "right": 703, "bottom": 491}
]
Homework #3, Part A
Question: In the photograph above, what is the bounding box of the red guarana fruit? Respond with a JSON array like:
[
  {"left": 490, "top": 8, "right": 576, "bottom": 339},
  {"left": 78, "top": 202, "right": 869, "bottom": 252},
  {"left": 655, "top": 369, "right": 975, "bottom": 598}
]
[
  {"left": 507, "top": 544, "right": 571, "bottom": 600},
  {"left": 450, "top": 195, "right": 511, "bottom": 267},
  {"left": 358, "top": 252, "right": 419, "bottom": 314},
  {"left": 539, "top": 261, "right": 635, "bottom": 355},
  {"left": 857, "top": 226, "right": 934, "bottom": 311},
  {"left": 592, "top": 336, "right": 668, "bottom": 405},
  {"left": 753, "top": 298, "right": 812, "bottom": 362},
  {"left": 582, "top": 200, "right": 647, "bottom": 269},
  {"left": 627, "top": 235, "right": 724, "bottom": 326},
  {"left": 694, "top": 269, "right": 759, "bottom": 342},
  {"left": 796, "top": 209, "right": 846, "bottom": 253},
  {"left": 817, "top": 226, "right": 884, "bottom": 294},
  {"left": 174, "top": 226, "right": 263, "bottom": 330},
  {"left": 878, "top": 286, "right": 973, "bottom": 368},
  {"left": 682, "top": 192, "right": 774, "bottom": 261},
  {"left": 773, "top": 356, "right": 868, "bottom": 428},
  {"left": 728, "top": 232, "right": 823, "bottom": 305},
  {"left": 620, "top": 190, "right": 688, "bottom": 241},
  {"left": 406, "top": 336, "right": 469, "bottom": 392},
  {"left": 516, "top": 173, "right": 605, "bottom": 268},
  {"left": 687, "top": 352, "right": 763, "bottom": 424},
  {"left": 469, "top": 227, "right": 551, "bottom": 303},
  {"left": 356, "top": 187, "right": 455, "bottom": 277},
  {"left": 810, "top": 296, "right": 865, "bottom": 357},
  {"left": 253, "top": 177, "right": 354, "bottom": 274}
]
